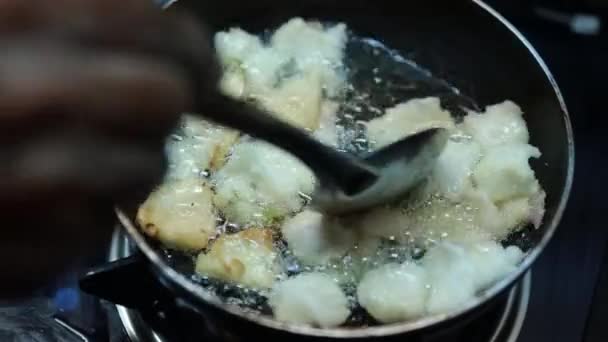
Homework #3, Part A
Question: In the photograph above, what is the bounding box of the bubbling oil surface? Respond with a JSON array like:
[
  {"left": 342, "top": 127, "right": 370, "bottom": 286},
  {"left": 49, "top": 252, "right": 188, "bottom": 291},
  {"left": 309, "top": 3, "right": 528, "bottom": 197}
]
[{"left": 161, "top": 32, "right": 479, "bottom": 325}]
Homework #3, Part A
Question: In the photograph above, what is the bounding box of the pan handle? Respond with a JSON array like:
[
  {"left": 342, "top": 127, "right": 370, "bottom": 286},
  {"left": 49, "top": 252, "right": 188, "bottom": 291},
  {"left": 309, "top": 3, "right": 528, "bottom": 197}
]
[
  {"left": 79, "top": 254, "right": 217, "bottom": 341},
  {"left": 79, "top": 253, "right": 169, "bottom": 310}
]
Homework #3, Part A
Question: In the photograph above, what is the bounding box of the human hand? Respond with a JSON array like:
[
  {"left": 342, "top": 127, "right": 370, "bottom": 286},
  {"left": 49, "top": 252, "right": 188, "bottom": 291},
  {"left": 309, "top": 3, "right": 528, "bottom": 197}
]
[{"left": 0, "top": 0, "right": 218, "bottom": 296}]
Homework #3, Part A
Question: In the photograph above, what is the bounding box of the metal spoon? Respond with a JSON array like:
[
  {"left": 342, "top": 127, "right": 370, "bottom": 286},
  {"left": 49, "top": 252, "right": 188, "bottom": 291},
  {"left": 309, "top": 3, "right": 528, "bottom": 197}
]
[{"left": 194, "top": 92, "right": 448, "bottom": 215}]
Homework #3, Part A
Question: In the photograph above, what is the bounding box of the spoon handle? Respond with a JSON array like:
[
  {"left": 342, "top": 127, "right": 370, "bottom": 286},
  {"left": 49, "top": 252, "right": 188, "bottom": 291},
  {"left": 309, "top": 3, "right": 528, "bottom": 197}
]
[{"left": 195, "top": 92, "right": 377, "bottom": 194}]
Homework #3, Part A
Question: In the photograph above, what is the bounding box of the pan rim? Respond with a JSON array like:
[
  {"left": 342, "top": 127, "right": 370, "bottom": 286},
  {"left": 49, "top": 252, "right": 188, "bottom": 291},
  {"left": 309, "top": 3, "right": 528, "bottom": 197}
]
[{"left": 116, "top": 0, "right": 575, "bottom": 337}]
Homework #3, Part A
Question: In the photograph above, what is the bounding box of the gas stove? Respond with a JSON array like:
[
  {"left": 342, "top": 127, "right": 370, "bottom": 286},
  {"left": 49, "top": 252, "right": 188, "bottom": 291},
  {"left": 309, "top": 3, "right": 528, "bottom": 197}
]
[
  {"left": 0, "top": 221, "right": 537, "bottom": 342},
  {"left": 0, "top": 226, "right": 531, "bottom": 342}
]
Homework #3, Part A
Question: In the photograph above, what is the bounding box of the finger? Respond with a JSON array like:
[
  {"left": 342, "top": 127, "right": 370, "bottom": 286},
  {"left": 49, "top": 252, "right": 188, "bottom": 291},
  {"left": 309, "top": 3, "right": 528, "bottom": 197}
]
[
  {"left": 0, "top": 0, "right": 164, "bottom": 34},
  {"left": 0, "top": 1, "right": 219, "bottom": 129},
  {"left": 0, "top": 39, "right": 193, "bottom": 137},
  {"left": 49, "top": 8, "right": 221, "bottom": 95},
  {"left": 0, "top": 127, "right": 168, "bottom": 206},
  {"left": 40, "top": 1, "right": 222, "bottom": 97},
  {"left": 0, "top": 0, "right": 215, "bottom": 75}
]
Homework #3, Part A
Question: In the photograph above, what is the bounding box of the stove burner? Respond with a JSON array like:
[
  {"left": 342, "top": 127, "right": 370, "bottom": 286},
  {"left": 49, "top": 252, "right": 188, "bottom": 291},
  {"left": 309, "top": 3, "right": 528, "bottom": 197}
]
[{"left": 107, "top": 228, "right": 530, "bottom": 342}]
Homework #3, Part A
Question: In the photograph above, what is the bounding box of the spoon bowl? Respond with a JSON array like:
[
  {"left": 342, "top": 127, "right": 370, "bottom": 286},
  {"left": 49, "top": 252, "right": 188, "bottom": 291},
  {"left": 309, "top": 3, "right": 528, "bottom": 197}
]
[
  {"left": 196, "top": 93, "right": 447, "bottom": 215},
  {"left": 312, "top": 127, "right": 448, "bottom": 214}
]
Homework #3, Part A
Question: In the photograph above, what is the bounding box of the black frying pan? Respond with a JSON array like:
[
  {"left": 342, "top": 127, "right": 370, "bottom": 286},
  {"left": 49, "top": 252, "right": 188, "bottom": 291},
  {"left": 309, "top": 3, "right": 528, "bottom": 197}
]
[{"left": 81, "top": 1, "right": 574, "bottom": 341}]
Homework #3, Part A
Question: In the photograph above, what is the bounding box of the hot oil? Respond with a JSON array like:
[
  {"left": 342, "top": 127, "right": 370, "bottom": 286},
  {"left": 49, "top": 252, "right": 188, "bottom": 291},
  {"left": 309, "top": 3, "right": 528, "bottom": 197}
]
[
  {"left": 160, "top": 32, "right": 479, "bottom": 325},
  {"left": 336, "top": 36, "right": 480, "bottom": 156}
]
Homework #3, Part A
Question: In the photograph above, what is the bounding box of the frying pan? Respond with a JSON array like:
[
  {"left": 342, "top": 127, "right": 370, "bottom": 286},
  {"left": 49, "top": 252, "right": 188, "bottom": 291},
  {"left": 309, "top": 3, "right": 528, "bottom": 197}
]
[{"left": 80, "top": 0, "right": 574, "bottom": 341}]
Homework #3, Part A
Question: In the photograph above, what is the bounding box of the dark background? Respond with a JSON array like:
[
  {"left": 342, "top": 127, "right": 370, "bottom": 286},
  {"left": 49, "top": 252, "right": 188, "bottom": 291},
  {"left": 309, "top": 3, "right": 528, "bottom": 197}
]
[{"left": 485, "top": 1, "right": 608, "bottom": 341}]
